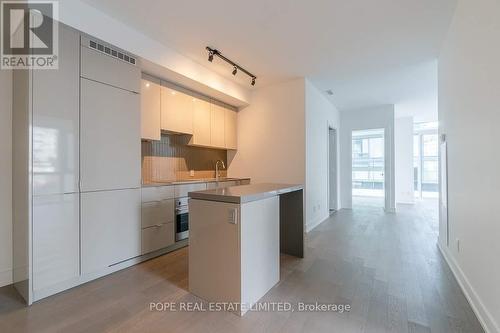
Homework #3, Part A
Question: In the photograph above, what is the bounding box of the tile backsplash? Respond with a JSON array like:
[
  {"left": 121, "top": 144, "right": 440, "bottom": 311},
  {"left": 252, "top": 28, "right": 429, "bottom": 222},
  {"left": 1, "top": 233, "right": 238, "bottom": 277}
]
[{"left": 141, "top": 134, "right": 227, "bottom": 183}]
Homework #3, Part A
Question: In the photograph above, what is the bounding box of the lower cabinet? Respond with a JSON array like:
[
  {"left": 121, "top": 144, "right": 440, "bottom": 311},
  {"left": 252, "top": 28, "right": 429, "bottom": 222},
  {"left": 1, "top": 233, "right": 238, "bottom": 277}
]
[
  {"left": 141, "top": 223, "right": 175, "bottom": 254},
  {"left": 33, "top": 193, "right": 80, "bottom": 293},
  {"left": 81, "top": 188, "right": 141, "bottom": 275},
  {"left": 141, "top": 185, "right": 176, "bottom": 254}
]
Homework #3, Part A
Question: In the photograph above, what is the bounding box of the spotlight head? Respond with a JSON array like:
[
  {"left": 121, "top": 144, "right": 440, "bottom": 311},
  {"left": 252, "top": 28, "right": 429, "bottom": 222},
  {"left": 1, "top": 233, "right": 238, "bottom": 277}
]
[
  {"left": 251, "top": 77, "right": 256, "bottom": 86},
  {"left": 232, "top": 66, "right": 237, "bottom": 75},
  {"left": 208, "top": 51, "right": 214, "bottom": 62}
]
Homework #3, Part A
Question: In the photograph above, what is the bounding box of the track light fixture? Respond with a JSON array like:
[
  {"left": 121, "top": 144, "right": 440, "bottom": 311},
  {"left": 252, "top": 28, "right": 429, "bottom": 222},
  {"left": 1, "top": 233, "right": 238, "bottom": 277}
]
[{"left": 206, "top": 46, "right": 257, "bottom": 86}]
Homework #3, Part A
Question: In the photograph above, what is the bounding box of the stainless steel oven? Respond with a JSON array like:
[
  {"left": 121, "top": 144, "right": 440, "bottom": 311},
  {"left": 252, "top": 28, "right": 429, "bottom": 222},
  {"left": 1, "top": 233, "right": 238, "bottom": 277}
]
[{"left": 175, "top": 197, "right": 189, "bottom": 241}]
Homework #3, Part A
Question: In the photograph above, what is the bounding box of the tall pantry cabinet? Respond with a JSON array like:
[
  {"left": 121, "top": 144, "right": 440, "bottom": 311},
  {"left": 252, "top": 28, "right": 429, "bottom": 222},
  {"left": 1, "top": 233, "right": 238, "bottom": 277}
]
[
  {"left": 12, "top": 22, "right": 141, "bottom": 304},
  {"left": 13, "top": 23, "right": 81, "bottom": 304},
  {"left": 79, "top": 36, "right": 141, "bottom": 276}
]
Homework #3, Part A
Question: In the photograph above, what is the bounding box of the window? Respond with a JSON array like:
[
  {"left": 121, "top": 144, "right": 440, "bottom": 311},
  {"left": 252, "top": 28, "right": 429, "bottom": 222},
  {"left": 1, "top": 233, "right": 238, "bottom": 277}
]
[
  {"left": 352, "top": 129, "right": 385, "bottom": 197},
  {"left": 414, "top": 123, "right": 439, "bottom": 198}
]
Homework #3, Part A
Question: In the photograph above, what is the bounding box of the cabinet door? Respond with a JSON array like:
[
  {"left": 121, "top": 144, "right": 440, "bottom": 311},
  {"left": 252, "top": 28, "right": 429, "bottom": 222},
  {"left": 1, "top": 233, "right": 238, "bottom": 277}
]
[
  {"left": 141, "top": 222, "right": 175, "bottom": 255},
  {"left": 80, "top": 79, "right": 141, "bottom": 192},
  {"left": 141, "top": 199, "right": 175, "bottom": 228},
  {"left": 160, "top": 84, "right": 193, "bottom": 134},
  {"left": 141, "top": 76, "right": 161, "bottom": 141},
  {"left": 210, "top": 103, "right": 226, "bottom": 148},
  {"left": 81, "top": 189, "right": 141, "bottom": 275},
  {"left": 80, "top": 44, "right": 140, "bottom": 93},
  {"left": 190, "top": 98, "right": 211, "bottom": 146},
  {"left": 33, "top": 25, "right": 80, "bottom": 195},
  {"left": 33, "top": 193, "right": 79, "bottom": 292},
  {"left": 225, "top": 109, "right": 237, "bottom": 150}
]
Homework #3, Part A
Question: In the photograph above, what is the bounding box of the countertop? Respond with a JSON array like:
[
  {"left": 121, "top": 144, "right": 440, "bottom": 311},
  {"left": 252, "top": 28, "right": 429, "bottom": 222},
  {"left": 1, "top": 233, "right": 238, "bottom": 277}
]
[
  {"left": 141, "top": 177, "right": 251, "bottom": 188},
  {"left": 188, "top": 183, "right": 304, "bottom": 204}
]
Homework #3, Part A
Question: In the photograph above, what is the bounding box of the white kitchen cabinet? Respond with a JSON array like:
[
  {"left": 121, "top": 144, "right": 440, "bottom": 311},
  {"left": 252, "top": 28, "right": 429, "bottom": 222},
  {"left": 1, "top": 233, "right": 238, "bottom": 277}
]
[
  {"left": 81, "top": 189, "right": 141, "bottom": 275},
  {"left": 190, "top": 97, "right": 212, "bottom": 147},
  {"left": 189, "top": 196, "right": 280, "bottom": 315},
  {"left": 141, "top": 186, "right": 175, "bottom": 202},
  {"left": 80, "top": 39, "right": 140, "bottom": 93},
  {"left": 225, "top": 108, "right": 238, "bottom": 150},
  {"left": 141, "top": 75, "right": 161, "bottom": 141},
  {"left": 141, "top": 199, "right": 175, "bottom": 228},
  {"left": 161, "top": 83, "right": 193, "bottom": 134},
  {"left": 33, "top": 193, "right": 79, "bottom": 293},
  {"left": 141, "top": 223, "right": 175, "bottom": 255},
  {"left": 210, "top": 103, "right": 226, "bottom": 148},
  {"left": 33, "top": 25, "right": 80, "bottom": 196},
  {"left": 80, "top": 78, "right": 141, "bottom": 192}
]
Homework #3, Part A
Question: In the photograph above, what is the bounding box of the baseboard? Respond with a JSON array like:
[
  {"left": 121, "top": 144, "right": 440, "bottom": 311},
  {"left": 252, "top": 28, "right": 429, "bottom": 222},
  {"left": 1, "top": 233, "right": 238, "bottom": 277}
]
[
  {"left": 306, "top": 213, "right": 329, "bottom": 233},
  {"left": 438, "top": 243, "right": 499, "bottom": 333},
  {"left": 0, "top": 268, "right": 13, "bottom": 287}
]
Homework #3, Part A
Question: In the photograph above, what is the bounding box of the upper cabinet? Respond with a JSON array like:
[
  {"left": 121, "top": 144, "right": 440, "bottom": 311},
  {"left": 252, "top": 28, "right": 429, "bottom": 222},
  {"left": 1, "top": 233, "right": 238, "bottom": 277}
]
[
  {"left": 210, "top": 103, "right": 226, "bottom": 148},
  {"left": 80, "top": 38, "right": 140, "bottom": 93},
  {"left": 161, "top": 82, "right": 193, "bottom": 134},
  {"left": 190, "top": 98, "right": 238, "bottom": 150},
  {"left": 190, "top": 97, "right": 211, "bottom": 146},
  {"left": 140, "top": 75, "right": 239, "bottom": 150},
  {"left": 224, "top": 108, "right": 238, "bottom": 150},
  {"left": 141, "top": 75, "right": 161, "bottom": 141}
]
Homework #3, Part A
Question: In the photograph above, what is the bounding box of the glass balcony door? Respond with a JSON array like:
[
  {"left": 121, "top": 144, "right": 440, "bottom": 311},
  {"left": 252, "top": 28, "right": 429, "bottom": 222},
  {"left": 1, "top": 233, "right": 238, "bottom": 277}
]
[{"left": 352, "top": 129, "right": 385, "bottom": 202}]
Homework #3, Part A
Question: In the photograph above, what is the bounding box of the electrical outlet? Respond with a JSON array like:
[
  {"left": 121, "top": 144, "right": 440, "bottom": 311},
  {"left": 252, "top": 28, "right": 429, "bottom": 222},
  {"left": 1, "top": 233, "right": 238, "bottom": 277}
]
[{"left": 190, "top": 170, "right": 195, "bottom": 177}]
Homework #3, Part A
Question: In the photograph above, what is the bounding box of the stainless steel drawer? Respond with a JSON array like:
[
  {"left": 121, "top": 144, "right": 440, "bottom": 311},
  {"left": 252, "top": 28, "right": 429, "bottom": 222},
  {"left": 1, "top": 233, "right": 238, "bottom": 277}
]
[{"left": 141, "top": 222, "right": 175, "bottom": 255}]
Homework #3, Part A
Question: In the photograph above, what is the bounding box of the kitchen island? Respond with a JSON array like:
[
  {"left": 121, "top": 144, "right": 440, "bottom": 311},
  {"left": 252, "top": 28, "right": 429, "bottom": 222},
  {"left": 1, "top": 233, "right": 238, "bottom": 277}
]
[{"left": 188, "top": 183, "right": 304, "bottom": 315}]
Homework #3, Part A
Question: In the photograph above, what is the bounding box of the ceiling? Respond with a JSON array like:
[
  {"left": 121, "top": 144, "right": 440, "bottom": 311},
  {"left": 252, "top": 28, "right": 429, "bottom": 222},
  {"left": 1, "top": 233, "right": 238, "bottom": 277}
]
[{"left": 81, "top": 0, "right": 457, "bottom": 120}]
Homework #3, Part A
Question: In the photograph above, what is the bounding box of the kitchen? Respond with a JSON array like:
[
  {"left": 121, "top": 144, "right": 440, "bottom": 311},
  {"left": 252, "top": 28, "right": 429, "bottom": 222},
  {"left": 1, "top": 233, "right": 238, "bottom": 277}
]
[{"left": 10, "top": 20, "right": 304, "bottom": 310}]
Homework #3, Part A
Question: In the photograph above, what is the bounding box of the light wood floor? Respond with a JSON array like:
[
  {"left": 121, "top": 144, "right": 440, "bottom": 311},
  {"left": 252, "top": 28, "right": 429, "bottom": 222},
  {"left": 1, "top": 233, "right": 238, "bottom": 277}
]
[{"left": 0, "top": 200, "right": 483, "bottom": 333}]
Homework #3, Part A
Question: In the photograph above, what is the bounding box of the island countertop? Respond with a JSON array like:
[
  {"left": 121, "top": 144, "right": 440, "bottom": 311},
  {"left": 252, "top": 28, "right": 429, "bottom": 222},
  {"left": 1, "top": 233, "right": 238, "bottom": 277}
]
[{"left": 188, "top": 183, "right": 303, "bottom": 204}]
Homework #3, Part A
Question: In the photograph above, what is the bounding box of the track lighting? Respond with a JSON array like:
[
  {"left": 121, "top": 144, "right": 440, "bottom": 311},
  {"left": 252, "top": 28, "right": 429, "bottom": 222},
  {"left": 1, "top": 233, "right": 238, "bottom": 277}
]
[{"left": 206, "top": 46, "right": 257, "bottom": 86}]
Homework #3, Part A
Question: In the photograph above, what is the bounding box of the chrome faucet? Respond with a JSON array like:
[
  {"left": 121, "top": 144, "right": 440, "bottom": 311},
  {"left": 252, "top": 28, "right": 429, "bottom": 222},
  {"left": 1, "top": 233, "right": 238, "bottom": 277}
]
[{"left": 215, "top": 160, "right": 226, "bottom": 181}]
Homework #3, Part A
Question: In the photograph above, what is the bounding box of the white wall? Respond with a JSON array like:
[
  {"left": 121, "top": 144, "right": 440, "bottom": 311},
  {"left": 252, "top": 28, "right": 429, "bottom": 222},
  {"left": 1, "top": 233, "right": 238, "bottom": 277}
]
[
  {"left": 438, "top": 0, "right": 500, "bottom": 331},
  {"left": 228, "top": 78, "right": 306, "bottom": 185},
  {"left": 305, "top": 80, "right": 340, "bottom": 231},
  {"left": 339, "top": 105, "right": 396, "bottom": 211},
  {"left": 395, "top": 117, "right": 414, "bottom": 204},
  {"left": 59, "top": 0, "right": 250, "bottom": 106},
  {"left": 0, "top": 69, "right": 12, "bottom": 287}
]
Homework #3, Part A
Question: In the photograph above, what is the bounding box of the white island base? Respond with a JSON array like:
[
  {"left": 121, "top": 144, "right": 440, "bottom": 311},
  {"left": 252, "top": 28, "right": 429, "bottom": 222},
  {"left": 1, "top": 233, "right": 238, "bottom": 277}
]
[
  {"left": 188, "top": 183, "right": 304, "bottom": 316},
  {"left": 189, "top": 196, "right": 280, "bottom": 316}
]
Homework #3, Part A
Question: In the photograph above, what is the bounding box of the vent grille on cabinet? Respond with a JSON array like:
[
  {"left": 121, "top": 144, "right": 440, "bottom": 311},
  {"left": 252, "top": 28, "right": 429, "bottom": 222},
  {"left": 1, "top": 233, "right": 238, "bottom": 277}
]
[{"left": 88, "top": 40, "right": 136, "bottom": 65}]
